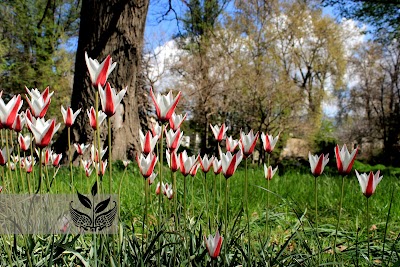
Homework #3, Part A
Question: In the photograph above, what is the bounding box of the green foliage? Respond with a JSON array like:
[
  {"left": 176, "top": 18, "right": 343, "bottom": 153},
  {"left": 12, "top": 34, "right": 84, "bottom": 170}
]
[
  {"left": 0, "top": 0, "right": 80, "bottom": 122},
  {"left": 313, "top": 119, "right": 337, "bottom": 154}
]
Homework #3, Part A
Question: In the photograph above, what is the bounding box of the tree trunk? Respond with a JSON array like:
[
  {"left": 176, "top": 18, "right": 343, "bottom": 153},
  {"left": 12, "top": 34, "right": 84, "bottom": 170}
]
[{"left": 54, "top": 0, "right": 149, "bottom": 161}]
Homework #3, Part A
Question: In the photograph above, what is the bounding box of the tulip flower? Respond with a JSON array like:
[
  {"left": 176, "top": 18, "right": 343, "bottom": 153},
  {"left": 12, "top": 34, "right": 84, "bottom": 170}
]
[
  {"left": 169, "top": 113, "right": 187, "bottom": 131},
  {"left": 90, "top": 145, "right": 108, "bottom": 163},
  {"left": 166, "top": 149, "right": 180, "bottom": 172},
  {"left": 355, "top": 170, "right": 383, "bottom": 198},
  {"left": 81, "top": 159, "right": 92, "bottom": 170},
  {"left": 24, "top": 156, "right": 35, "bottom": 173},
  {"left": 18, "top": 134, "right": 32, "bottom": 151},
  {"left": 212, "top": 159, "right": 222, "bottom": 175},
  {"left": 164, "top": 184, "right": 174, "bottom": 200},
  {"left": 139, "top": 130, "right": 158, "bottom": 155},
  {"left": 165, "top": 128, "right": 183, "bottom": 152},
  {"left": 36, "top": 148, "right": 52, "bottom": 165},
  {"left": 189, "top": 163, "right": 200, "bottom": 177},
  {"left": 74, "top": 143, "right": 90, "bottom": 155},
  {"left": 98, "top": 82, "right": 127, "bottom": 117},
  {"left": 264, "top": 164, "right": 278, "bottom": 180},
  {"left": 85, "top": 167, "right": 93, "bottom": 177},
  {"left": 151, "top": 121, "right": 162, "bottom": 139},
  {"left": 179, "top": 150, "right": 198, "bottom": 176},
  {"left": 27, "top": 118, "right": 60, "bottom": 149},
  {"left": 61, "top": 106, "right": 81, "bottom": 127},
  {"left": 204, "top": 230, "right": 223, "bottom": 259},
  {"left": 0, "top": 94, "right": 23, "bottom": 129},
  {"left": 308, "top": 152, "right": 329, "bottom": 177},
  {"left": 7, "top": 162, "right": 15, "bottom": 171},
  {"left": 200, "top": 154, "right": 214, "bottom": 173},
  {"left": 122, "top": 160, "right": 131, "bottom": 168},
  {"left": 226, "top": 136, "right": 239, "bottom": 152},
  {"left": 10, "top": 155, "right": 19, "bottom": 164},
  {"left": 150, "top": 88, "right": 182, "bottom": 122},
  {"left": 25, "top": 87, "right": 53, "bottom": 118},
  {"left": 148, "top": 172, "right": 157, "bottom": 185},
  {"left": 96, "top": 160, "right": 108, "bottom": 176},
  {"left": 52, "top": 153, "right": 62, "bottom": 167},
  {"left": 137, "top": 153, "right": 158, "bottom": 179},
  {"left": 220, "top": 149, "right": 243, "bottom": 179},
  {"left": 335, "top": 144, "right": 358, "bottom": 175},
  {"left": 85, "top": 52, "right": 117, "bottom": 87},
  {"left": 156, "top": 181, "right": 166, "bottom": 195},
  {"left": 87, "top": 107, "right": 107, "bottom": 130},
  {"left": 261, "top": 132, "right": 280, "bottom": 154},
  {"left": 240, "top": 129, "right": 259, "bottom": 158},
  {"left": 12, "top": 113, "right": 25, "bottom": 132},
  {"left": 0, "top": 147, "right": 11, "bottom": 166},
  {"left": 210, "top": 123, "right": 227, "bottom": 142}
]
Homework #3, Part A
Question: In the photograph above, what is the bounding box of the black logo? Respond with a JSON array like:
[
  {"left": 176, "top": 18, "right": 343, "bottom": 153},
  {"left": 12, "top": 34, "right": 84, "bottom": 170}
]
[{"left": 69, "top": 182, "right": 117, "bottom": 231}]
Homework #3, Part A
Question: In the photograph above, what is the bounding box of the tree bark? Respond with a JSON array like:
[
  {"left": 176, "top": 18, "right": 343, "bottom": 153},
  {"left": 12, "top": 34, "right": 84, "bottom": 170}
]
[{"left": 54, "top": 0, "right": 149, "bottom": 161}]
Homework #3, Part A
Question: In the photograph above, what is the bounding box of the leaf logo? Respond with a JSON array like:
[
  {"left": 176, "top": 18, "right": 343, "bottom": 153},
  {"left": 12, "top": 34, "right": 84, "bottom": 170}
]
[{"left": 69, "top": 181, "right": 117, "bottom": 231}]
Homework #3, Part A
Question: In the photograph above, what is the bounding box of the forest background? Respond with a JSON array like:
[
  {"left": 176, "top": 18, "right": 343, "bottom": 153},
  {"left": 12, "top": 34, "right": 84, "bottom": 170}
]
[{"left": 0, "top": 0, "right": 399, "bottom": 167}]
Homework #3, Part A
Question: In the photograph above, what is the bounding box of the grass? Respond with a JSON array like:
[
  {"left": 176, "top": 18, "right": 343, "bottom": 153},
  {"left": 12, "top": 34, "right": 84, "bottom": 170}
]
[{"left": 1, "top": 159, "right": 400, "bottom": 266}]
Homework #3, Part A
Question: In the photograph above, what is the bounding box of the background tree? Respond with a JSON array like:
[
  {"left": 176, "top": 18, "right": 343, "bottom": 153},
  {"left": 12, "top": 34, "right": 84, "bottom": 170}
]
[{"left": 54, "top": 0, "right": 149, "bottom": 160}]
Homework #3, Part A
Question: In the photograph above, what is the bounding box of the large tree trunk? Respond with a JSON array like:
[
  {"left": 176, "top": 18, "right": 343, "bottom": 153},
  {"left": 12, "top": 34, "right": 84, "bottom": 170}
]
[{"left": 54, "top": 0, "right": 149, "bottom": 161}]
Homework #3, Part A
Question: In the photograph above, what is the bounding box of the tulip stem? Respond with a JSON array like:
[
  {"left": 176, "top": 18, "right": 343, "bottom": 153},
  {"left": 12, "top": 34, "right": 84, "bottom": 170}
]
[
  {"left": 108, "top": 117, "right": 112, "bottom": 194},
  {"left": 95, "top": 90, "right": 101, "bottom": 194},
  {"left": 367, "top": 197, "right": 370, "bottom": 262},
  {"left": 315, "top": 176, "right": 320, "bottom": 265},
  {"left": 5, "top": 129, "right": 13, "bottom": 193},
  {"left": 204, "top": 172, "right": 209, "bottom": 230},
  {"left": 213, "top": 172, "right": 217, "bottom": 227},
  {"left": 142, "top": 177, "right": 148, "bottom": 253},
  {"left": 334, "top": 175, "right": 346, "bottom": 257},
  {"left": 265, "top": 153, "right": 270, "bottom": 239},
  {"left": 68, "top": 127, "right": 73, "bottom": 191},
  {"left": 35, "top": 148, "right": 42, "bottom": 194},
  {"left": 224, "top": 178, "right": 229, "bottom": 267},
  {"left": 245, "top": 158, "right": 251, "bottom": 265},
  {"left": 157, "top": 124, "right": 165, "bottom": 267}
]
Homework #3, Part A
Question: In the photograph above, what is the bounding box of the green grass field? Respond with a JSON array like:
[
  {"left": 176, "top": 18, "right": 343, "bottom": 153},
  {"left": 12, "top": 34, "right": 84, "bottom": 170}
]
[{"left": 1, "top": 159, "right": 399, "bottom": 266}]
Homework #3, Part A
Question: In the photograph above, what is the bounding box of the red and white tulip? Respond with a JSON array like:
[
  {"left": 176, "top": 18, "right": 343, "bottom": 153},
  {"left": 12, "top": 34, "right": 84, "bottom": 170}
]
[
  {"left": 210, "top": 123, "right": 227, "bottom": 142},
  {"left": 0, "top": 94, "right": 23, "bottom": 129},
  {"left": 0, "top": 147, "right": 11, "bottom": 166},
  {"left": 189, "top": 163, "right": 200, "bottom": 177},
  {"left": 150, "top": 88, "right": 182, "bottom": 122},
  {"left": 335, "top": 144, "right": 358, "bottom": 175},
  {"left": 261, "top": 132, "right": 280, "bottom": 154},
  {"left": 204, "top": 230, "right": 223, "bottom": 259},
  {"left": 200, "top": 154, "right": 214, "bottom": 173},
  {"left": 74, "top": 143, "right": 90, "bottom": 155},
  {"left": 139, "top": 130, "right": 158, "bottom": 155},
  {"left": 220, "top": 149, "right": 243, "bottom": 179},
  {"left": 264, "top": 164, "right": 278, "bottom": 180},
  {"left": 85, "top": 52, "right": 117, "bottom": 87},
  {"left": 98, "top": 82, "right": 127, "bottom": 117},
  {"left": 52, "top": 153, "right": 62, "bottom": 167},
  {"left": 240, "top": 129, "right": 259, "bottom": 158},
  {"left": 27, "top": 118, "right": 61, "bottom": 148},
  {"left": 165, "top": 128, "right": 183, "bottom": 152},
  {"left": 90, "top": 145, "right": 107, "bottom": 163},
  {"left": 308, "top": 152, "right": 329, "bottom": 177},
  {"left": 18, "top": 134, "right": 32, "bottom": 151},
  {"left": 96, "top": 160, "right": 108, "bottom": 176},
  {"left": 355, "top": 170, "right": 383, "bottom": 198},
  {"left": 137, "top": 153, "right": 158, "bottom": 179},
  {"left": 226, "top": 136, "right": 239, "bottom": 152},
  {"left": 179, "top": 150, "right": 198, "bottom": 176},
  {"left": 166, "top": 149, "right": 180, "bottom": 172},
  {"left": 61, "top": 106, "right": 81, "bottom": 127},
  {"left": 212, "top": 158, "right": 222, "bottom": 175},
  {"left": 169, "top": 113, "right": 187, "bottom": 131},
  {"left": 87, "top": 107, "right": 107, "bottom": 130},
  {"left": 25, "top": 87, "right": 53, "bottom": 118},
  {"left": 12, "top": 113, "right": 25, "bottom": 132}
]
